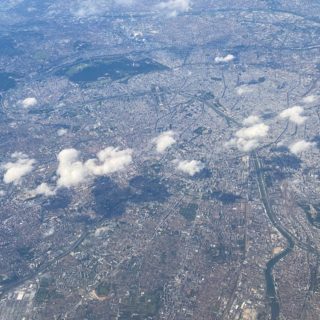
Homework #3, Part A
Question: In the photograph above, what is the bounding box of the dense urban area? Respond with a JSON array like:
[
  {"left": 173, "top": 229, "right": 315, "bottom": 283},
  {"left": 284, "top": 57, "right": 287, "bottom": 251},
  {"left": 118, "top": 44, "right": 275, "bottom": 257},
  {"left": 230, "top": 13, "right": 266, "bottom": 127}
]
[{"left": 0, "top": 0, "right": 320, "bottom": 319}]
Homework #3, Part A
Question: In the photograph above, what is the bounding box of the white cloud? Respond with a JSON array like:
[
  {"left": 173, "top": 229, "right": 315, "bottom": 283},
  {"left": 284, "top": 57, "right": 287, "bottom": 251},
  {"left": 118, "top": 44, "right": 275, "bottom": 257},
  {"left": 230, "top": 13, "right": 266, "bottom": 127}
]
[
  {"left": 214, "top": 54, "right": 235, "bottom": 63},
  {"left": 2, "top": 152, "right": 35, "bottom": 185},
  {"left": 71, "top": 0, "right": 134, "bottom": 17},
  {"left": 56, "top": 147, "right": 132, "bottom": 188},
  {"left": 29, "top": 147, "right": 132, "bottom": 196},
  {"left": 115, "top": 0, "right": 134, "bottom": 5},
  {"left": 43, "top": 226, "right": 55, "bottom": 237},
  {"left": 279, "top": 106, "right": 307, "bottom": 125},
  {"left": 22, "top": 97, "right": 37, "bottom": 108},
  {"left": 175, "top": 160, "right": 203, "bottom": 176},
  {"left": 236, "top": 86, "right": 253, "bottom": 96},
  {"left": 235, "top": 123, "right": 269, "bottom": 140},
  {"left": 302, "top": 95, "right": 318, "bottom": 104},
  {"left": 57, "top": 149, "right": 88, "bottom": 188},
  {"left": 153, "top": 131, "right": 176, "bottom": 153},
  {"left": 156, "top": 0, "right": 191, "bottom": 17},
  {"left": 33, "top": 183, "right": 56, "bottom": 196},
  {"left": 289, "top": 140, "right": 316, "bottom": 155},
  {"left": 73, "top": 2, "right": 102, "bottom": 18},
  {"left": 226, "top": 121, "right": 269, "bottom": 153},
  {"left": 242, "top": 115, "right": 261, "bottom": 127},
  {"left": 226, "top": 137, "right": 260, "bottom": 153},
  {"left": 57, "top": 128, "right": 68, "bottom": 136},
  {"left": 71, "top": 0, "right": 108, "bottom": 18},
  {"left": 236, "top": 138, "right": 260, "bottom": 152},
  {"left": 85, "top": 147, "right": 133, "bottom": 176}
]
